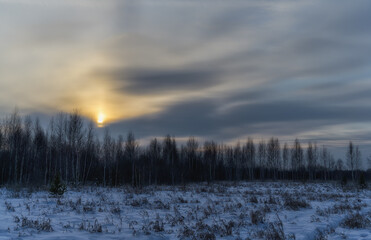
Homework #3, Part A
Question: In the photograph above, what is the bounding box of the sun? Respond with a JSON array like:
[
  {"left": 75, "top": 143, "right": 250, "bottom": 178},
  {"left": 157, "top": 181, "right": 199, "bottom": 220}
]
[{"left": 97, "top": 112, "right": 105, "bottom": 125}]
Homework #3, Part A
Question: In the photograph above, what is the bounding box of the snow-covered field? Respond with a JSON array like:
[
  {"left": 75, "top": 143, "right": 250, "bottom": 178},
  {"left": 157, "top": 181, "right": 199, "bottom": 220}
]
[{"left": 0, "top": 182, "right": 370, "bottom": 240}]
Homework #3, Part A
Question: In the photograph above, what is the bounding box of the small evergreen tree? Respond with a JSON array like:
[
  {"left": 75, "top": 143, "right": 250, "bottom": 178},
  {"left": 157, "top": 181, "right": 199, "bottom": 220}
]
[
  {"left": 359, "top": 172, "right": 367, "bottom": 189},
  {"left": 341, "top": 175, "right": 347, "bottom": 187},
  {"left": 49, "top": 173, "right": 66, "bottom": 196}
]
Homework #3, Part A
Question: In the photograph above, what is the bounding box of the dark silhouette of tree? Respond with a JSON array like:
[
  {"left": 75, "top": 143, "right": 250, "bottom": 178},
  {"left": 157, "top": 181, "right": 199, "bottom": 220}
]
[
  {"left": 307, "top": 142, "right": 316, "bottom": 181},
  {"left": 103, "top": 129, "right": 113, "bottom": 187},
  {"left": 148, "top": 138, "right": 161, "bottom": 185},
  {"left": 125, "top": 132, "right": 138, "bottom": 186},
  {"left": 291, "top": 139, "right": 303, "bottom": 180},
  {"left": 257, "top": 140, "right": 266, "bottom": 180},
  {"left": 267, "top": 138, "right": 280, "bottom": 180},
  {"left": 346, "top": 141, "right": 356, "bottom": 182},
  {"left": 204, "top": 141, "right": 217, "bottom": 182},
  {"left": 0, "top": 111, "right": 367, "bottom": 187},
  {"left": 282, "top": 143, "right": 289, "bottom": 179},
  {"left": 243, "top": 138, "right": 255, "bottom": 180},
  {"left": 336, "top": 158, "right": 344, "bottom": 171},
  {"left": 184, "top": 137, "right": 200, "bottom": 182}
]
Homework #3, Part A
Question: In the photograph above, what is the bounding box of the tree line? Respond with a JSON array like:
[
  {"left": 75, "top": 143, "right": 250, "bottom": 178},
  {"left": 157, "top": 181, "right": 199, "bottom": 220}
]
[{"left": 0, "top": 110, "right": 368, "bottom": 187}]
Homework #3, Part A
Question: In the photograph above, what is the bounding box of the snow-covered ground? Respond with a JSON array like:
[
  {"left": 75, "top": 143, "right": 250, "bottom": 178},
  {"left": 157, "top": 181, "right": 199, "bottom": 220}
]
[{"left": 0, "top": 182, "right": 370, "bottom": 240}]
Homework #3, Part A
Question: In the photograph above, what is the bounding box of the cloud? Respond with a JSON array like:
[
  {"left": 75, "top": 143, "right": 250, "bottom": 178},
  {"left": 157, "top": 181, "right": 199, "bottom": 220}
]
[
  {"left": 100, "top": 67, "right": 220, "bottom": 94},
  {"left": 109, "top": 97, "right": 371, "bottom": 142},
  {"left": 2, "top": 0, "right": 371, "bottom": 155}
]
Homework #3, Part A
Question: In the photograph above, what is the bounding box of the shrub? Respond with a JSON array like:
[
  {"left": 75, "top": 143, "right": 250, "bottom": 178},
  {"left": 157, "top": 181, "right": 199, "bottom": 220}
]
[
  {"left": 316, "top": 202, "right": 363, "bottom": 216},
  {"left": 341, "top": 212, "right": 371, "bottom": 229},
  {"left": 151, "top": 220, "right": 164, "bottom": 232},
  {"left": 220, "top": 220, "right": 235, "bottom": 236},
  {"left": 129, "top": 197, "right": 149, "bottom": 207},
  {"left": 250, "top": 195, "right": 258, "bottom": 203},
  {"left": 284, "top": 196, "right": 310, "bottom": 210},
  {"left": 49, "top": 173, "right": 66, "bottom": 196},
  {"left": 90, "top": 219, "right": 103, "bottom": 233},
  {"left": 178, "top": 226, "right": 195, "bottom": 239},
  {"left": 197, "top": 232, "right": 216, "bottom": 240},
  {"left": 21, "top": 216, "right": 53, "bottom": 232},
  {"left": 263, "top": 215, "right": 285, "bottom": 240},
  {"left": 110, "top": 206, "right": 121, "bottom": 214},
  {"left": 250, "top": 209, "right": 265, "bottom": 225},
  {"left": 313, "top": 226, "right": 335, "bottom": 240},
  {"left": 5, "top": 201, "right": 15, "bottom": 212},
  {"left": 266, "top": 195, "right": 279, "bottom": 205}
]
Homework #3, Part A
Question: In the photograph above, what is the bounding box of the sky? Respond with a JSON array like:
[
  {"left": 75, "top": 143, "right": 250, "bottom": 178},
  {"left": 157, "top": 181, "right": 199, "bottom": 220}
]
[{"left": 1, "top": 0, "right": 371, "bottom": 163}]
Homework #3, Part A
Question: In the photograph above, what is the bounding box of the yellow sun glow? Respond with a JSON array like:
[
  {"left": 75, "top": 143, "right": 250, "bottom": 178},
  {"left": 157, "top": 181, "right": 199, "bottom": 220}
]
[{"left": 97, "top": 112, "right": 105, "bottom": 124}]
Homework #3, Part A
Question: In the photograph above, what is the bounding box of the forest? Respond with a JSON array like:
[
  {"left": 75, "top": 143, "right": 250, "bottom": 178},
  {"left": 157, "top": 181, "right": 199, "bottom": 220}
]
[{"left": 0, "top": 110, "right": 368, "bottom": 187}]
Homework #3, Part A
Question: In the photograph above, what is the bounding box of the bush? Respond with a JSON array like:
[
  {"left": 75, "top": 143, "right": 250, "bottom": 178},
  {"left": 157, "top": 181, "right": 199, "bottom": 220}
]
[
  {"left": 263, "top": 214, "right": 287, "bottom": 240},
  {"left": 90, "top": 219, "right": 103, "bottom": 233},
  {"left": 49, "top": 173, "right": 66, "bottom": 196},
  {"left": 178, "top": 226, "right": 195, "bottom": 239},
  {"left": 220, "top": 220, "right": 235, "bottom": 236},
  {"left": 341, "top": 212, "right": 371, "bottom": 229},
  {"left": 284, "top": 196, "right": 310, "bottom": 210},
  {"left": 251, "top": 209, "right": 265, "bottom": 225},
  {"left": 250, "top": 195, "right": 258, "bottom": 203},
  {"left": 151, "top": 220, "right": 164, "bottom": 232},
  {"left": 5, "top": 201, "right": 15, "bottom": 212},
  {"left": 21, "top": 216, "right": 53, "bottom": 232},
  {"left": 197, "top": 232, "right": 216, "bottom": 240},
  {"left": 313, "top": 226, "right": 335, "bottom": 240}
]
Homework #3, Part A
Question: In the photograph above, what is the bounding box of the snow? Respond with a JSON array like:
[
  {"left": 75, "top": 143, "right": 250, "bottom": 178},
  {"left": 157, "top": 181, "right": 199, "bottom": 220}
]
[{"left": 0, "top": 182, "right": 370, "bottom": 239}]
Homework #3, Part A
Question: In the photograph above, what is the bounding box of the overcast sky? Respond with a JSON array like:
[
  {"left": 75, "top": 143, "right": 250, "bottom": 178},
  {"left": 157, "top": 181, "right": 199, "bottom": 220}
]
[{"left": 1, "top": 0, "right": 371, "bottom": 161}]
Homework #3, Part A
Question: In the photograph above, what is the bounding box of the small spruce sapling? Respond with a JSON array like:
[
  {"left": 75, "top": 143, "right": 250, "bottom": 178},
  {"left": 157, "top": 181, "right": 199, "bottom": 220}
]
[
  {"left": 358, "top": 172, "right": 367, "bottom": 189},
  {"left": 341, "top": 175, "right": 347, "bottom": 187},
  {"left": 49, "top": 173, "right": 66, "bottom": 196}
]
